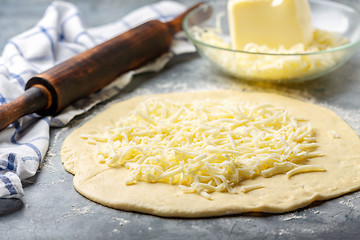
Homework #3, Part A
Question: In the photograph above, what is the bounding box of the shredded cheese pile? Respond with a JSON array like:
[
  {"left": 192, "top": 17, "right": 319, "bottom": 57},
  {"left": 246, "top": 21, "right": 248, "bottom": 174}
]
[
  {"left": 81, "top": 98, "right": 324, "bottom": 199},
  {"left": 191, "top": 27, "right": 347, "bottom": 81}
]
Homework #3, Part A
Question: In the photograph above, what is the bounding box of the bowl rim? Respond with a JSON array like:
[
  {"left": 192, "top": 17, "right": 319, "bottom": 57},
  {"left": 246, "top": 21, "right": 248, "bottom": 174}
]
[{"left": 182, "top": 0, "right": 360, "bottom": 56}]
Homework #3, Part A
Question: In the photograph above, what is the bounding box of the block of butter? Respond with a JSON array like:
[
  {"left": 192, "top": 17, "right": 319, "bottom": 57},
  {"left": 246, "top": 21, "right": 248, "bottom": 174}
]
[{"left": 228, "top": 0, "right": 314, "bottom": 50}]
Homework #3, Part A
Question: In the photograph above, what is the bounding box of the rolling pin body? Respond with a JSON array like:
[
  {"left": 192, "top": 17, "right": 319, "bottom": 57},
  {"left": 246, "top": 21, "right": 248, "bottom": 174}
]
[
  {"left": 0, "top": 3, "right": 209, "bottom": 130},
  {"left": 26, "top": 20, "right": 172, "bottom": 115}
]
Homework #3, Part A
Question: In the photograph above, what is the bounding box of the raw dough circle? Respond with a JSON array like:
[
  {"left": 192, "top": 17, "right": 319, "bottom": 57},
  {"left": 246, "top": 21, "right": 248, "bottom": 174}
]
[{"left": 61, "top": 90, "right": 360, "bottom": 217}]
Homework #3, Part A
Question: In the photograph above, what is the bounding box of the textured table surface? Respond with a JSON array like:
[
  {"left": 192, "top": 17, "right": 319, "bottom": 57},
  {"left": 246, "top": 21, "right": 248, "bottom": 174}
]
[{"left": 1, "top": 0, "right": 360, "bottom": 239}]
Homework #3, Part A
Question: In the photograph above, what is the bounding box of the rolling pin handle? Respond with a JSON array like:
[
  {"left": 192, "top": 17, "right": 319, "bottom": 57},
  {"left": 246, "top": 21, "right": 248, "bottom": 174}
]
[
  {"left": 0, "top": 85, "right": 52, "bottom": 130},
  {"left": 166, "top": 2, "right": 204, "bottom": 35}
]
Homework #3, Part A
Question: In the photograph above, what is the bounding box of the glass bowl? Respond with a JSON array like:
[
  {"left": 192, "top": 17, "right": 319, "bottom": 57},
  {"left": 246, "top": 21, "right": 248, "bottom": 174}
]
[{"left": 182, "top": 0, "right": 360, "bottom": 83}]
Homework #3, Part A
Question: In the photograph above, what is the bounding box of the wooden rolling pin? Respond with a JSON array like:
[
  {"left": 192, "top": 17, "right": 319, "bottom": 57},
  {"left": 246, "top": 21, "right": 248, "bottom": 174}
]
[{"left": 0, "top": 2, "right": 211, "bottom": 131}]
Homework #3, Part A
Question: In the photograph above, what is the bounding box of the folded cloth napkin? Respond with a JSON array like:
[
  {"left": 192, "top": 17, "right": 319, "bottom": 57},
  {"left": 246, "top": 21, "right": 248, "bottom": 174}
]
[{"left": 0, "top": 0, "right": 195, "bottom": 198}]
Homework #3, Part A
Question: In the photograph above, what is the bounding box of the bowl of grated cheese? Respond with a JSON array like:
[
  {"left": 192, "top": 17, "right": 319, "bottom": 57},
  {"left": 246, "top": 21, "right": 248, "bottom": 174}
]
[{"left": 183, "top": 0, "right": 360, "bottom": 83}]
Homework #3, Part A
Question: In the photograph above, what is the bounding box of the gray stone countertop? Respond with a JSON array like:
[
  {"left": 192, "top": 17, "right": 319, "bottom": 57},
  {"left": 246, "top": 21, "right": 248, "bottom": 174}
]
[{"left": 1, "top": 0, "right": 360, "bottom": 239}]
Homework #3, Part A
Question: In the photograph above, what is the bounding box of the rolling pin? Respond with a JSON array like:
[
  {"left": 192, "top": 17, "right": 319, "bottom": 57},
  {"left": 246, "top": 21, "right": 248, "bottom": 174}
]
[{"left": 0, "top": 2, "right": 211, "bottom": 131}]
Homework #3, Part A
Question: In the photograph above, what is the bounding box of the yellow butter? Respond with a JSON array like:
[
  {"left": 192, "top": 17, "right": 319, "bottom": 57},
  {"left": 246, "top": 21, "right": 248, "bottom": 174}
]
[{"left": 228, "top": 0, "right": 313, "bottom": 49}]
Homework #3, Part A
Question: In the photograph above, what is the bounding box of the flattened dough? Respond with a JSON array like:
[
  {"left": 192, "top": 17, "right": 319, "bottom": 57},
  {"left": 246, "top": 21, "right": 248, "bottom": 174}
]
[{"left": 61, "top": 90, "right": 360, "bottom": 217}]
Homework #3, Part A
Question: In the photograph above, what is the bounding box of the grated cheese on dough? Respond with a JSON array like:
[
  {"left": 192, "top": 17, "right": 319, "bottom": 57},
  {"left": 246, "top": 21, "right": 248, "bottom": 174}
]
[
  {"left": 329, "top": 130, "right": 341, "bottom": 139},
  {"left": 81, "top": 98, "right": 324, "bottom": 199},
  {"left": 240, "top": 183, "right": 265, "bottom": 193},
  {"left": 286, "top": 165, "right": 326, "bottom": 178}
]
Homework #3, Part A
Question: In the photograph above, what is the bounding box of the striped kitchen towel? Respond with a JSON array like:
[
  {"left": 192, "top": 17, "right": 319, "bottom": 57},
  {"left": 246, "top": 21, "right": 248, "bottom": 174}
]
[{"left": 0, "top": 0, "right": 195, "bottom": 198}]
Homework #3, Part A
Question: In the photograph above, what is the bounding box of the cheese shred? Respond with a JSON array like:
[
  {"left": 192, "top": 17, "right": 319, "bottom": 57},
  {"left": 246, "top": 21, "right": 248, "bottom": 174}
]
[
  {"left": 82, "top": 98, "right": 324, "bottom": 199},
  {"left": 190, "top": 26, "right": 347, "bottom": 81}
]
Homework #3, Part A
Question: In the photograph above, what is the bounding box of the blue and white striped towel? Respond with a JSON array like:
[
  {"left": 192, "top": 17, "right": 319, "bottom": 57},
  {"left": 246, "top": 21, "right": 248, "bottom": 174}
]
[{"left": 0, "top": 1, "right": 195, "bottom": 198}]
